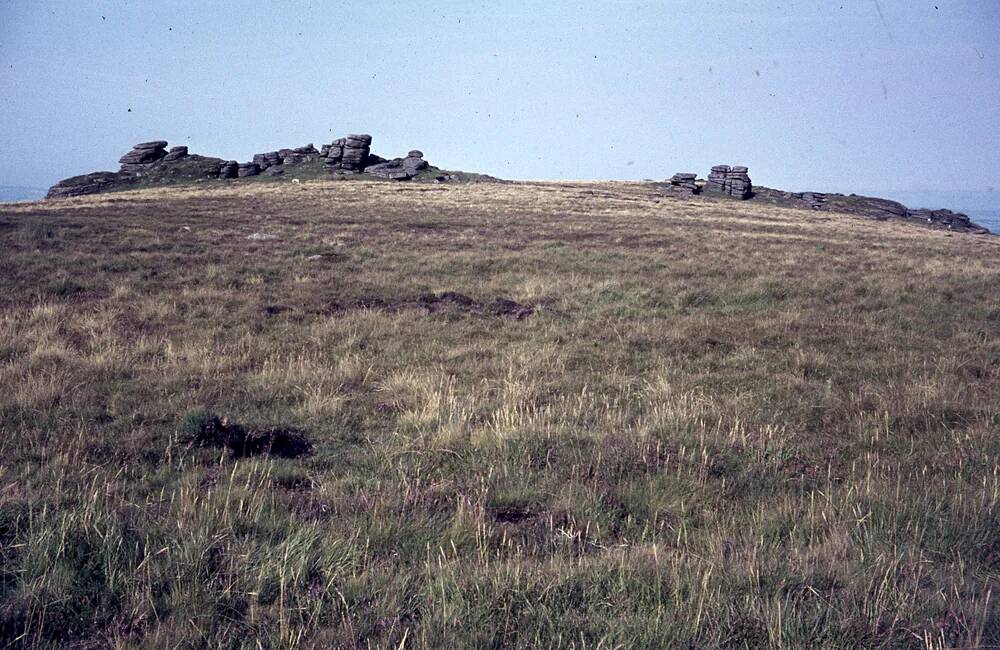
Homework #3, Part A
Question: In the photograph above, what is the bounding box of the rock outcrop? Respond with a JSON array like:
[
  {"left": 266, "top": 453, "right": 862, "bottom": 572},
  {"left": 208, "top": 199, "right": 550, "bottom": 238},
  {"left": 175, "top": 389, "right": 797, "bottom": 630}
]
[
  {"left": 365, "top": 150, "right": 429, "bottom": 180},
  {"left": 44, "top": 134, "right": 492, "bottom": 198},
  {"left": 46, "top": 171, "right": 132, "bottom": 199},
  {"left": 237, "top": 162, "right": 259, "bottom": 177},
  {"left": 801, "top": 192, "right": 825, "bottom": 210},
  {"left": 278, "top": 145, "right": 320, "bottom": 166},
  {"left": 906, "top": 208, "right": 983, "bottom": 231},
  {"left": 162, "top": 146, "right": 188, "bottom": 162},
  {"left": 705, "top": 165, "right": 752, "bottom": 199},
  {"left": 323, "top": 134, "right": 372, "bottom": 173},
  {"left": 218, "top": 161, "right": 239, "bottom": 179},
  {"left": 667, "top": 172, "right": 699, "bottom": 196},
  {"left": 251, "top": 145, "right": 318, "bottom": 170},
  {"left": 119, "top": 141, "right": 168, "bottom": 174},
  {"left": 253, "top": 152, "right": 282, "bottom": 170},
  {"left": 749, "top": 186, "right": 989, "bottom": 233}
]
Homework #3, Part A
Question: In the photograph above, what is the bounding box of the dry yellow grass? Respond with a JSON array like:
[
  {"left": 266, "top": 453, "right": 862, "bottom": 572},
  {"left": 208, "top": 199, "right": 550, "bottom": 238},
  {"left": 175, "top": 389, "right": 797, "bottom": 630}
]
[{"left": 0, "top": 179, "right": 998, "bottom": 648}]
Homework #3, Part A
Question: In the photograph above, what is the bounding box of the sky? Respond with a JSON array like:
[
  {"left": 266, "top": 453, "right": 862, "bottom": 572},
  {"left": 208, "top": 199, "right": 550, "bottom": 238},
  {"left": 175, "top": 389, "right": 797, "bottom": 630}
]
[{"left": 1, "top": 1, "right": 998, "bottom": 208}]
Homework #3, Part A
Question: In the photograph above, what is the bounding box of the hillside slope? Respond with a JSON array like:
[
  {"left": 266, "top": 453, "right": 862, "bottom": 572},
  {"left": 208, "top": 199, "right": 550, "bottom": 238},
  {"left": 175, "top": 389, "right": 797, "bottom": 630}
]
[{"left": 1, "top": 181, "right": 998, "bottom": 647}]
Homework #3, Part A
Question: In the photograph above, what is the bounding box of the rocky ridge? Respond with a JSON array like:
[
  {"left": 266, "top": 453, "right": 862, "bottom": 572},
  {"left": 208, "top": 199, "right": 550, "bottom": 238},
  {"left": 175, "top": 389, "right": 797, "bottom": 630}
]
[
  {"left": 42, "top": 140, "right": 992, "bottom": 234},
  {"left": 657, "top": 165, "right": 990, "bottom": 234},
  {"left": 46, "top": 134, "right": 480, "bottom": 199}
]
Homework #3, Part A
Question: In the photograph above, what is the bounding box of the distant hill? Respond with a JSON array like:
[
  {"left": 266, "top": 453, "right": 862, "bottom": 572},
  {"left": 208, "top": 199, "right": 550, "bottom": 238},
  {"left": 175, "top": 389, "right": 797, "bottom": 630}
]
[{"left": 0, "top": 185, "right": 47, "bottom": 202}]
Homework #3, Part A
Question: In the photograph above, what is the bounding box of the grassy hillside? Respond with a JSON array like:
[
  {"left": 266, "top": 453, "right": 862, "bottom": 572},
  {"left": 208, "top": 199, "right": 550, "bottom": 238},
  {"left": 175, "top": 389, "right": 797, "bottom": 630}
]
[{"left": 1, "top": 181, "right": 998, "bottom": 648}]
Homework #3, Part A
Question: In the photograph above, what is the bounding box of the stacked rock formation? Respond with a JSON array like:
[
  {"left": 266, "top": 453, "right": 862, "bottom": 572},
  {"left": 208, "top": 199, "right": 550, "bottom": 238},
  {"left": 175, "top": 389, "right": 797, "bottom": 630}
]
[
  {"left": 705, "top": 165, "right": 752, "bottom": 199},
  {"left": 324, "top": 135, "right": 372, "bottom": 173},
  {"left": 366, "top": 150, "right": 430, "bottom": 180},
  {"left": 237, "top": 162, "right": 259, "bottom": 177},
  {"left": 705, "top": 166, "right": 729, "bottom": 193},
  {"left": 668, "top": 172, "right": 699, "bottom": 196},
  {"left": 119, "top": 141, "right": 168, "bottom": 174},
  {"left": 218, "top": 161, "right": 239, "bottom": 179},
  {"left": 253, "top": 152, "right": 282, "bottom": 170},
  {"left": 801, "top": 192, "right": 825, "bottom": 209},
  {"left": 249, "top": 145, "right": 317, "bottom": 171},
  {"left": 277, "top": 145, "right": 320, "bottom": 166}
]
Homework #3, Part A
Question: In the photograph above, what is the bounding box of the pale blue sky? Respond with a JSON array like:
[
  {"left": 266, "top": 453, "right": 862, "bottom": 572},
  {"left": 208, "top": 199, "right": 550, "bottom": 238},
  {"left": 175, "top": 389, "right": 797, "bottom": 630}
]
[{"left": 1, "top": 1, "right": 998, "bottom": 206}]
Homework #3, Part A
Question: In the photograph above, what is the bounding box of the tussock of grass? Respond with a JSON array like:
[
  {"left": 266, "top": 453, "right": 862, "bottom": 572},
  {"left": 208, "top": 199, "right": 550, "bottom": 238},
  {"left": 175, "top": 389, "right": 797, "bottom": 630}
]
[{"left": 0, "top": 180, "right": 998, "bottom": 647}]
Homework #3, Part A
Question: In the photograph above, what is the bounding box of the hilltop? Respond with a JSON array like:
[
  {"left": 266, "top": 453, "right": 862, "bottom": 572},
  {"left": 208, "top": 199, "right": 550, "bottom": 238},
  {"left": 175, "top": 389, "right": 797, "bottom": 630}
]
[
  {"left": 44, "top": 136, "right": 501, "bottom": 200},
  {"left": 1, "top": 180, "right": 997, "bottom": 647},
  {"left": 43, "top": 136, "right": 991, "bottom": 237}
]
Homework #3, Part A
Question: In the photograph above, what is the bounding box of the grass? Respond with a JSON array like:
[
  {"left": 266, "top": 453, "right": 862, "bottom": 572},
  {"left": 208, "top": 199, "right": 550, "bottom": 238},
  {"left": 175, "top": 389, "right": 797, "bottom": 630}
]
[{"left": 0, "top": 179, "right": 998, "bottom": 648}]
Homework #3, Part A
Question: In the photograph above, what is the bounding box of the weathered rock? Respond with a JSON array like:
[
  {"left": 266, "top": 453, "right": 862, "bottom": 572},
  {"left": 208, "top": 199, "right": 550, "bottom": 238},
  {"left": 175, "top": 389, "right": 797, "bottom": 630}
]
[
  {"left": 667, "top": 172, "right": 699, "bottom": 196},
  {"left": 403, "top": 152, "right": 429, "bottom": 174},
  {"left": 162, "top": 146, "right": 188, "bottom": 162},
  {"left": 46, "top": 171, "right": 131, "bottom": 198},
  {"left": 132, "top": 140, "right": 168, "bottom": 150},
  {"left": 704, "top": 164, "right": 752, "bottom": 199},
  {"left": 180, "top": 155, "right": 225, "bottom": 179},
  {"left": 323, "top": 134, "right": 372, "bottom": 172},
  {"left": 117, "top": 140, "right": 170, "bottom": 175},
  {"left": 366, "top": 150, "right": 430, "bottom": 180},
  {"left": 218, "top": 161, "right": 239, "bottom": 179},
  {"left": 801, "top": 192, "right": 825, "bottom": 209},
  {"left": 237, "top": 162, "right": 259, "bottom": 177},
  {"left": 906, "top": 208, "right": 980, "bottom": 230},
  {"left": 264, "top": 165, "right": 285, "bottom": 176},
  {"left": 119, "top": 163, "right": 151, "bottom": 175},
  {"left": 119, "top": 146, "right": 167, "bottom": 166}
]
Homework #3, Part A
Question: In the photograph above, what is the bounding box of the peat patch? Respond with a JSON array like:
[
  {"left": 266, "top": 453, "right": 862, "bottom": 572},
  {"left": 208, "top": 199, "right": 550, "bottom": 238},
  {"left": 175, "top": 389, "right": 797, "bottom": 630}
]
[
  {"left": 324, "top": 291, "right": 534, "bottom": 320},
  {"left": 415, "top": 292, "right": 535, "bottom": 320},
  {"left": 489, "top": 503, "right": 535, "bottom": 524},
  {"left": 180, "top": 411, "right": 313, "bottom": 458}
]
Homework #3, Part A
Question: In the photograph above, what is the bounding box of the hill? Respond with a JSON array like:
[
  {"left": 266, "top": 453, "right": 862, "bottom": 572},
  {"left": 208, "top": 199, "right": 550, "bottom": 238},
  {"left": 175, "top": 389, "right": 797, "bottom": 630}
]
[
  {"left": 41, "top": 137, "right": 992, "bottom": 237},
  {"left": 1, "top": 181, "right": 998, "bottom": 647},
  {"left": 44, "top": 137, "right": 501, "bottom": 201}
]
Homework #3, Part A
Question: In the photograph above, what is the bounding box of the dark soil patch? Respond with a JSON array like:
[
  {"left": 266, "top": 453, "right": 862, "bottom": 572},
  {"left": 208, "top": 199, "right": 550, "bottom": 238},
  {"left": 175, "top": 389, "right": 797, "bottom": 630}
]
[
  {"left": 325, "top": 291, "right": 534, "bottom": 320},
  {"left": 180, "top": 411, "right": 313, "bottom": 458},
  {"left": 489, "top": 298, "right": 534, "bottom": 320},
  {"left": 417, "top": 292, "right": 534, "bottom": 319},
  {"left": 489, "top": 504, "right": 535, "bottom": 524}
]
